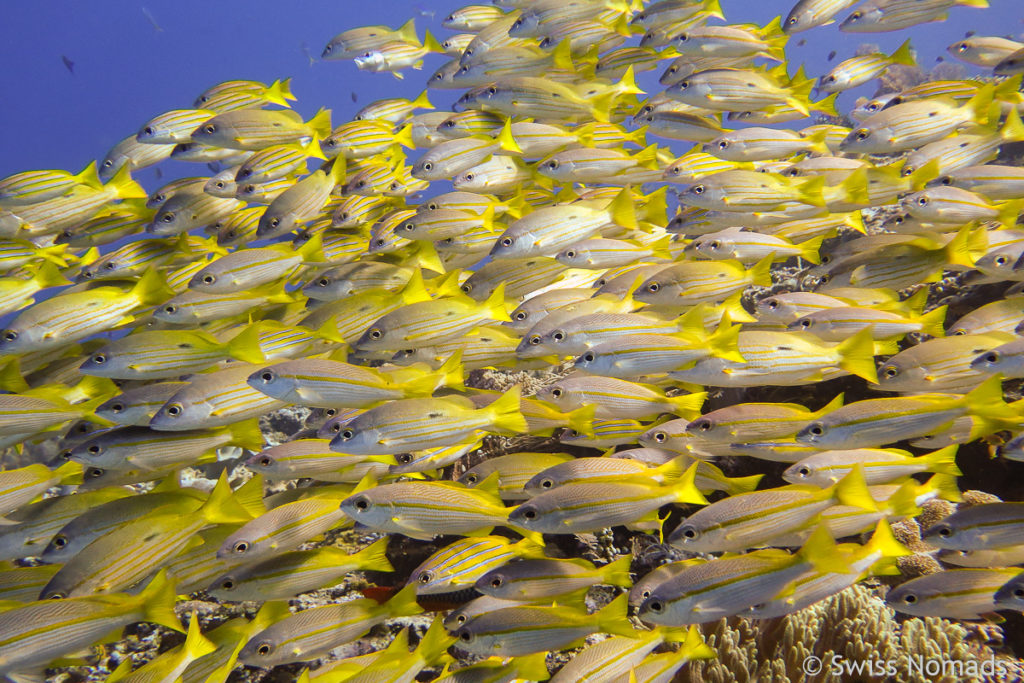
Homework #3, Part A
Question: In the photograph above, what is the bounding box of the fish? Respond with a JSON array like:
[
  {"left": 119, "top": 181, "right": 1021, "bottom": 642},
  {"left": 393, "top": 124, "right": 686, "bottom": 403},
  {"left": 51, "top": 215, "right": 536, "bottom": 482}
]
[
  {"left": 887, "top": 568, "right": 1019, "bottom": 620},
  {"left": 921, "top": 502, "right": 1024, "bottom": 551}
]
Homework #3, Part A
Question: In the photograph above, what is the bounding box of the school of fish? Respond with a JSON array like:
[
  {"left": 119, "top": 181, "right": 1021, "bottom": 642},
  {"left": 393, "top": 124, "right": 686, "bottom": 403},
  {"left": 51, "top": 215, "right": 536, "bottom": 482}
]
[{"left": 1, "top": 0, "right": 1024, "bottom": 680}]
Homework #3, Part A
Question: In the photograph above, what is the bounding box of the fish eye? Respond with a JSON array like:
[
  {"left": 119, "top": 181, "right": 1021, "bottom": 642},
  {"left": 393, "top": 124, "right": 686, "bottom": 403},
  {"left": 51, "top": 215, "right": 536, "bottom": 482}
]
[
  {"left": 678, "top": 81, "right": 689, "bottom": 90},
  {"left": 709, "top": 240, "right": 720, "bottom": 250},
  {"left": 91, "top": 353, "right": 106, "bottom": 364},
  {"left": 368, "top": 328, "right": 382, "bottom": 339},
  {"left": 259, "top": 370, "right": 275, "bottom": 383},
  {"left": 204, "top": 124, "right": 216, "bottom": 134},
  {"left": 901, "top": 166, "right": 915, "bottom": 177},
  {"left": 487, "top": 87, "right": 497, "bottom": 95},
  {"left": 461, "top": 283, "right": 472, "bottom": 293},
  {"left": 325, "top": 408, "right": 338, "bottom": 417},
  {"left": 102, "top": 160, "right": 113, "bottom": 168},
  {"left": 797, "top": 466, "right": 811, "bottom": 476},
  {"left": 375, "top": 239, "right": 386, "bottom": 247},
  {"left": 849, "top": 11, "right": 862, "bottom": 20},
  {"left": 422, "top": 162, "right": 433, "bottom": 171},
  {"left": 202, "top": 274, "right": 216, "bottom": 284},
  {"left": 87, "top": 467, "right": 104, "bottom": 478},
  {"left": 653, "top": 431, "right": 667, "bottom": 443},
  {"left": 936, "top": 525, "right": 952, "bottom": 538},
  {"left": 538, "top": 478, "right": 555, "bottom": 489},
  {"left": 514, "top": 311, "right": 527, "bottom": 321},
  {"left": 824, "top": 75, "right": 836, "bottom": 83},
  {"left": 855, "top": 129, "right": 870, "bottom": 141},
  {"left": 500, "top": 237, "right": 513, "bottom": 247},
  {"left": 163, "top": 305, "right": 177, "bottom": 314},
  {"left": 317, "top": 277, "right": 330, "bottom": 287},
  {"left": 957, "top": 42, "right": 969, "bottom": 53},
  {"left": 647, "top": 600, "right": 664, "bottom": 613},
  {"left": 550, "top": 387, "right": 563, "bottom": 398},
  {"left": 646, "top": 282, "right": 660, "bottom": 292},
  {"left": 398, "top": 453, "right": 414, "bottom": 464},
  {"left": 418, "top": 570, "right": 433, "bottom": 583},
  {"left": 341, "top": 429, "right": 354, "bottom": 440},
  {"left": 883, "top": 366, "right": 899, "bottom": 378},
  {"left": 353, "top": 496, "right": 371, "bottom": 511},
  {"left": 166, "top": 403, "right": 183, "bottom": 417},
  {"left": 939, "top": 176, "right": 953, "bottom": 186},
  {"left": 161, "top": 213, "right": 175, "bottom": 223},
  {"left": 109, "top": 403, "right": 124, "bottom": 413},
  {"left": 786, "top": 16, "right": 798, "bottom": 25},
  {"left": 465, "top": 473, "right": 478, "bottom": 483},
  {"left": 691, "top": 185, "right": 704, "bottom": 195},
  {"left": 48, "top": 591, "right": 68, "bottom": 599},
  {"left": 916, "top": 196, "right": 928, "bottom": 206},
  {"left": 521, "top": 507, "right": 537, "bottom": 520},
  {"left": 984, "top": 352, "right": 1000, "bottom": 363},
  {"left": 87, "top": 444, "right": 101, "bottom": 454},
  {"left": 464, "top": 173, "right": 474, "bottom": 181},
  {"left": 717, "top": 140, "right": 729, "bottom": 149},
  {"left": 766, "top": 300, "right": 778, "bottom": 310},
  {"left": 529, "top": 335, "right": 542, "bottom": 345},
  {"left": 546, "top": 160, "right": 559, "bottom": 169},
  {"left": 677, "top": 33, "right": 689, "bottom": 42},
  {"left": 258, "top": 456, "right": 273, "bottom": 467},
  {"left": 582, "top": 351, "right": 594, "bottom": 362},
  {"left": 4, "top": 330, "right": 20, "bottom": 342},
  {"left": 799, "top": 319, "right": 812, "bottom": 328},
  {"left": 269, "top": 217, "right": 280, "bottom": 228},
  {"left": 402, "top": 222, "right": 415, "bottom": 231},
  {"left": 460, "top": 631, "right": 473, "bottom": 642},
  {"left": 679, "top": 526, "right": 697, "bottom": 539},
  {"left": 255, "top": 643, "right": 272, "bottom": 656},
  {"left": 53, "top": 534, "right": 69, "bottom": 547},
  {"left": 995, "top": 256, "right": 1008, "bottom": 266},
  {"left": 232, "top": 541, "right": 249, "bottom": 553},
  {"left": 667, "top": 66, "right": 678, "bottom": 74},
  {"left": 551, "top": 331, "right": 564, "bottom": 342},
  {"left": 220, "top": 578, "right": 235, "bottom": 590},
  {"left": 808, "top": 424, "right": 823, "bottom": 436},
  {"left": 143, "top": 127, "right": 154, "bottom": 136},
  {"left": 902, "top": 593, "right": 917, "bottom": 604},
  {"left": 489, "top": 576, "right": 504, "bottom": 588}
]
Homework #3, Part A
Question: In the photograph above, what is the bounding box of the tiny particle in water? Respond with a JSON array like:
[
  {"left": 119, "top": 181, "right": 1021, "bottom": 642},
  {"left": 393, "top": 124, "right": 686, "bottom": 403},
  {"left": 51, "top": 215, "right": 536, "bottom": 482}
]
[
  {"left": 827, "top": 50, "right": 836, "bottom": 61},
  {"left": 61, "top": 55, "right": 74, "bottom": 74}
]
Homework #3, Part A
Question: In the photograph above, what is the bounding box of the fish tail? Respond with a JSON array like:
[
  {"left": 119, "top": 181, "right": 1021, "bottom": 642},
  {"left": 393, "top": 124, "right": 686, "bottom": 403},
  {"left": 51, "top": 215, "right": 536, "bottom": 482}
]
[
  {"left": 609, "top": 187, "right": 638, "bottom": 230},
  {"left": 1000, "top": 107, "right": 1024, "bottom": 142},
  {"left": 567, "top": 404, "right": 597, "bottom": 438},
  {"left": 928, "top": 473, "right": 963, "bottom": 502},
  {"left": 924, "top": 445, "right": 962, "bottom": 476},
  {"left": 487, "top": 385, "right": 528, "bottom": 434},
  {"left": 916, "top": 305, "right": 947, "bottom": 338},
  {"left": 353, "top": 537, "right": 395, "bottom": 572},
  {"left": 0, "top": 357, "right": 27, "bottom": 393},
  {"left": 385, "top": 583, "right": 424, "bottom": 618},
  {"left": 747, "top": 255, "right": 773, "bottom": 287},
  {"left": 681, "top": 625, "right": 717, "bottom": 660},
  {"left": 812, "top": 92, "right": 839, "bottom": 117},
  {"left": 889, "top": 39, "right": 915, "bottom": 66},
  {"left": 795, "top": 175, "right": 826, "bottom": 207},
  {"left": 307, "top": 108, "right": 333, "bottom": 139},
  {"left": 833, "top": 464, "right": 877, "bottom": 511},
  {"left": 600, "top": 555, "right": 634, "bottom": 587},
  {"left": 415, "top": 617, "right": 455, "bottom": 660},
  {"left": 668, "top": 391, "right": 706, "bottom": 419},
  {"left": 233, "top": 473, "right": 268, "bottom": 517},
  {"left": 670, "top": 462, "right": 709, "bottom": 505},
  {"left": 865, "top": 519, "right": 912, "bottom": 562},
  {"left": 510, "top": 652, "right": 551, "bottom": 681},
  {"left": 707, "top": 319, "right": 745, "bottom": 363},
  {"left": 74, "top": 160, "right": 103, "bottom": 190},
  {"left": 410, "top": 90, "right": 433, "bottom": 110},
  {"left": 718, "top": 290, "right": 757, "bottom": 322},
  {"left": 130, "top": 267, "right": 175, "bottom": 307},
  {"left": 595, "top": 593, "right": 636, "bottom": 638},
  {"left": 843, "top": 210, "right": 867, "bottom": 233},
  {"left": 650, "top": 234, "right": 673, "bottom": 261},
  {"left": 422, "top": 29, "right": 444, "bottom": 54},
  {"left": 226, "top": 325, "right": 267, "bottom": 364},
  {"left": 998, "top": 199, "right": 1022, "bottom": 229},
  {"left": 814, "top": 392, "right": 845, "bottom": 417},
  {"left": 725, "top": 472, "right": 764, "bottom": 495},
  {"left": 964, "top": 83, "right": 995, "bottom": 126},
  {"left": 496, "top": 119, "right": 522, "bottom": 154},
  {"left": 955, "top": 0, "right": 988, "bottom": 6},
  {"left": 886, "top": 479, "right": 924, "bottom": 517},
  {"left": 200, "top": 471, "right": 256, "bottom": 525},
  {"left": 181, "top": 610, "right": 218, "bottom": 662},
  {"left": 398, "top": 18, "right": 418, "bottom": 44},
  {"left": 835, "top": 167, "right": 870, "bottom": 207},
  {"left": 837, "top": 327, "right": 880, "bottom": 383},
  {"left": 482, "top": 282, "right": 511, "bottom": 322},
  {"left": 798, "top": 235, "right": 824, "bottom": 265},
  {"left": 550, "top": 38, "right": 575, "bottom": 72},
  {"left": 796, "top": 524, "right": 848, "bottom": 573},
  {"left": 964, "top": 374, "right": 1018, "bottom": 426},
  {"left": 265, "top": 78, "right": 296, "bottom": 106},
  {"left": 105, "top": 164, "right": 147, "bottom": 200},
  {"left": 703, "top": 0, "right": 725, "bottom": 20},
  {"left": 138, "top": 571, "right": 183, "bottom": 632},
  {"left": 760, "top": 16, "right": 788, "bottom": 61}
]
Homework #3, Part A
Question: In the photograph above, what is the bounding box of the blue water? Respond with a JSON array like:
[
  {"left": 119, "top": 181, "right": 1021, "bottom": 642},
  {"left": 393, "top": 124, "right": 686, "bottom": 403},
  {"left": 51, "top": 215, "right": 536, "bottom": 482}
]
[{"left": 0, "top": 0, "right": 1019, "bottom": 181}]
